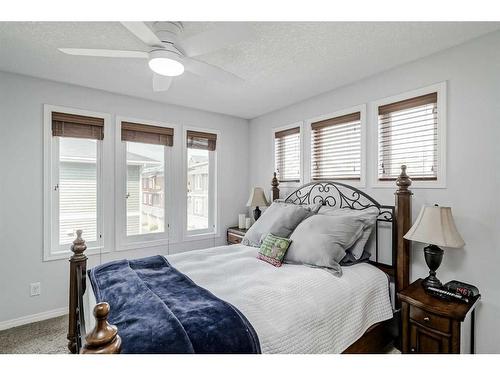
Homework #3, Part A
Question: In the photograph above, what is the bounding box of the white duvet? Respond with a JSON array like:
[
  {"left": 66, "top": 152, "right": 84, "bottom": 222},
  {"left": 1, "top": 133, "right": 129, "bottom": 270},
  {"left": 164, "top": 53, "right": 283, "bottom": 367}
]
[
  {"left": 171, "top": 244, "right": 393, "bottom": 353},
  {"left": 86, "top": 244, "right": 393, "bottom": 354}
]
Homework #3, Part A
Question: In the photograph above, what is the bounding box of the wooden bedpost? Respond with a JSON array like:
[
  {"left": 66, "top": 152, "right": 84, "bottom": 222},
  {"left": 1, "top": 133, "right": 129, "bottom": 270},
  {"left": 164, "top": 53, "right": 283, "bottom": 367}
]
[
  {"left": 81, "top": 303, "right": 122, "bottom": 354},
  {"left": 395, "top": 165, "right": 413, "bottom": 296},
  {"left": 271, "top": 172, "right": 280, "bottom": 201},
  {"left": 67, "top": 230, "right": 87, "bottom": 353}
]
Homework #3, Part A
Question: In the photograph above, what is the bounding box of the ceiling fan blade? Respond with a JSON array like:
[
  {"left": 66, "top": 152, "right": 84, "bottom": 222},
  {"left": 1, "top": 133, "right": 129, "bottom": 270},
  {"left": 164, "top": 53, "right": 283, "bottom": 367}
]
[
  {"left": 179, "top": 23, "right": 252, "bottom": 57},
  {"left": 121, "top": 22, "right": 163, "bottom": 47},
  {"left": 152, "top": 74, "right": 173, "bottom": 92},
  {"left": 183, "top": 57, "right": 244, "bottom": 85},
  {"left": 59, "top": 48, "right": 148, "bottom": 59}
]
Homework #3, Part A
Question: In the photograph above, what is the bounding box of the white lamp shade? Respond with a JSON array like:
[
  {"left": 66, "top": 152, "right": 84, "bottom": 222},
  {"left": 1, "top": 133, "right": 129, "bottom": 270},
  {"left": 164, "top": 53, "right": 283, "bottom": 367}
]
[
  {"left": 404, "top": 206, "right": 465, "bottom": 248},
  {"left": 247, "top": 187, "right": 269, "bottom": 207}
]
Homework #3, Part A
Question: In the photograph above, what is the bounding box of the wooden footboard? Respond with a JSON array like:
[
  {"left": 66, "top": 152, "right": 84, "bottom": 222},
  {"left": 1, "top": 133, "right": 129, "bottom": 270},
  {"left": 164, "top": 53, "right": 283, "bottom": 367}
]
[{"left": 68, "top": 230, "right": 121, "bottom": 354}]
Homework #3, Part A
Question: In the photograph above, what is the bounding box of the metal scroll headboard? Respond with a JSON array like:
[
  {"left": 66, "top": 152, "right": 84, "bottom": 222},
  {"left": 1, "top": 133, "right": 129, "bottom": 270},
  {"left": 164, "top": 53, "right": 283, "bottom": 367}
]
[{"left": 283, "top": 181, "right": 396, "bottom": 269}]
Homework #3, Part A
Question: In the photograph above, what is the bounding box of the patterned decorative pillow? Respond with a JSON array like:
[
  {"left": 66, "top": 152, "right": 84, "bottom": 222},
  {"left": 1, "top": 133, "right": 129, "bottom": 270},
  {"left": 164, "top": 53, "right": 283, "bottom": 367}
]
[{"left": 257, "top": 233, "right": 292, "bottom": 267}]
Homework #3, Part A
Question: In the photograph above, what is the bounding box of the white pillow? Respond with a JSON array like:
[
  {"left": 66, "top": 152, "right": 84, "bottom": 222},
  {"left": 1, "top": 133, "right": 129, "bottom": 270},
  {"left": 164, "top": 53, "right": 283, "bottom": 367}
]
[
  {"left": 242, "top": 201, "right": 317, "bottom": 247},
  {"left": 318, "top": 207, "right": 379, "bottom": 259},
  {"left": 284, "top": 214, "right": 368, "bottom": 276}
]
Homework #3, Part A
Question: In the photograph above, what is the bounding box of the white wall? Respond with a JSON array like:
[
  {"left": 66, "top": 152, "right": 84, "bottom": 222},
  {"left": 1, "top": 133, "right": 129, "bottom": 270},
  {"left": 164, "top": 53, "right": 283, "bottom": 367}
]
[
  {"left": 248, "top": 31, "right": 500, "bottom": 353},
  {"left": 0, "top": 71, "right": 249, "bottom": 326}
]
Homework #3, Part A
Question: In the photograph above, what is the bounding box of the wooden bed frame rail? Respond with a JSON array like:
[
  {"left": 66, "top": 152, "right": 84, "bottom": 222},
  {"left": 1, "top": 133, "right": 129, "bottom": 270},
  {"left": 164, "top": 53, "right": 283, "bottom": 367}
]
[{"left": 68, "top": 166, "right": 412, "bottom": 354}]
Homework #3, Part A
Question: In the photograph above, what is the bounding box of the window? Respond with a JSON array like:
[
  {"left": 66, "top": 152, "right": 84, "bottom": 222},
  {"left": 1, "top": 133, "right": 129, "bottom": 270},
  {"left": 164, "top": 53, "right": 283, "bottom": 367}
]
[
  {"left": 186, "top": 130, "right": 217, "bottom": 234},
  {"left": 377, "top": 92, "right": 438, "bottom": 181},
  {"left": 274, "top": 127, "right": 301, "bottom": 182},
  {"left": 311, "top": 112, "right": 361, "bottom": 180},
  {"left": 45, "top": 110, "right": 104, "bottom": 258},
  {"left": 120, "top": 120, "right": 173, "bottom": 241},
  {"left": 126, "top": 142, "right": 164, "bottom": 236},
  {"left": 58, "top": 137, "right": 99, "bottom": 244}
]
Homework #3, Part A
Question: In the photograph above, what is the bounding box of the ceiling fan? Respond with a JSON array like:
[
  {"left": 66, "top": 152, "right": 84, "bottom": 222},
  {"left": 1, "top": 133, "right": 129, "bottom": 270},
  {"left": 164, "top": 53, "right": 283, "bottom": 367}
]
[{"left": 58, "top": 22, "right": 251, "bottom": 92}]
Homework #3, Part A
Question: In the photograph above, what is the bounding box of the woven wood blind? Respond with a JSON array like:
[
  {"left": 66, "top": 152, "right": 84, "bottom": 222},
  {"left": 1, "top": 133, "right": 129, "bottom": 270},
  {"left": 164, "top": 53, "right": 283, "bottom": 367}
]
[
  {"left": 311, "top": 112, "right": 361, "bottom": 180},
  {"left": 52, "top": 112, "right": 104, "bottom": 140},
  {"left": 186, "top": 130, "right": 217, "bottom": 151},
  {"left": 274, "top": 126, "right": 300, "bottom": 182},
  {"left": 121, "top": 121, "right": 174, "bottom": 146},
  {"left": 378, "top": 92, "right": 438, "bottom": 180}
]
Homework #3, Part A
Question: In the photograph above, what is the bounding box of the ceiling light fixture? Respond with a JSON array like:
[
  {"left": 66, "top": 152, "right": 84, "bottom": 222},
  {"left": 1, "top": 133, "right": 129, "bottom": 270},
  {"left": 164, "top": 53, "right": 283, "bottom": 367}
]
[{"left": 148, "top": 50, "right": 184, "bottom": 77}]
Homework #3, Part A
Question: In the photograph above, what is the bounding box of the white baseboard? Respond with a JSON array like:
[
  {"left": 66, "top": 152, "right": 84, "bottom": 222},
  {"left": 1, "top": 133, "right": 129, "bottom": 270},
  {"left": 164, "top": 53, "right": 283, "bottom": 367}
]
[{"left": 0, "top": 307, "right": 67, "bottom": 331}]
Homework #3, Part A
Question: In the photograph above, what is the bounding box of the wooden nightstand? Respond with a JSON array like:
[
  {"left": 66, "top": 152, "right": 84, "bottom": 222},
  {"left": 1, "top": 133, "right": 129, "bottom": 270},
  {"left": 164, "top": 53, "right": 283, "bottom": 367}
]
[
  {"left": 227, "top": 226, "right": 248, "bottom": 245},
  {"left": 398, "top": 279, "right": 480, "bottom": 354}
]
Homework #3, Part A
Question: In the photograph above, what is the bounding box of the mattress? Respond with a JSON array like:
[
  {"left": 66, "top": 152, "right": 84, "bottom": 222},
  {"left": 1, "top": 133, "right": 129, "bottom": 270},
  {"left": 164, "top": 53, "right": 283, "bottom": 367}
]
[{"left": 85, "top": 244, "right": 393, "bottom": 353}]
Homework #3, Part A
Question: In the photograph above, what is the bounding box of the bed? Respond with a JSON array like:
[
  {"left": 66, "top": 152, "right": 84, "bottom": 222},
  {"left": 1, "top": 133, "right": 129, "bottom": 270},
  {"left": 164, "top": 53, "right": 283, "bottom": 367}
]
[{"left": 68, "top": 165, "right": 413, "bottom": 354}]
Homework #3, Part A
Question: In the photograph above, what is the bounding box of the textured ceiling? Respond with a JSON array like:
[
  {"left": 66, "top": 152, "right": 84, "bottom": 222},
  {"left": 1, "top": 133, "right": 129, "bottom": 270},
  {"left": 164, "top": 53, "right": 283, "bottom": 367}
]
[{"left": 0, "top": 22, "right": 498, "bottom": 119}]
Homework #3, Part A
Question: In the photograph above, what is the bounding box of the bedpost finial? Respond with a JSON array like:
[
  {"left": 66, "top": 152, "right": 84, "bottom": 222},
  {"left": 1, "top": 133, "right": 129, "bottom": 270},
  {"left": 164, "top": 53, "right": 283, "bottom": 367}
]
[
  {"left": 81, "top": 303, "right": 122, "bottom": 354},
  {"left": 94, "top": 301, "right": 110, "bottom": 319},
  {"left": 271, "top": 172, "right": 279, "bottom": 201},
  {"left": 396, "top": 165, "right": 412, "bottom": 192},
  {"left": 71, "top": 229, "right": 87, "bottom": 257}
]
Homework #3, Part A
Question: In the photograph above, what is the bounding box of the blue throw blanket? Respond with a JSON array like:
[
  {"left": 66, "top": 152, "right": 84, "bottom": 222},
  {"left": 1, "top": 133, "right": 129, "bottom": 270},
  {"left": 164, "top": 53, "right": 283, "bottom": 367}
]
[{"left": 88, "top": 255, "right": 260, "bottom": 354}]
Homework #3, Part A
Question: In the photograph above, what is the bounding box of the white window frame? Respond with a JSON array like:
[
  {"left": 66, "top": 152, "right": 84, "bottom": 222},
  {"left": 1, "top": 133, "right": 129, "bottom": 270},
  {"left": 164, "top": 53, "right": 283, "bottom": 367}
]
[
  {"left": 115, "top": 116, "right": 176, "bottom": 251},
  {"left": 43, "top": 104, "right": 112, "bottom": 261},
  {"left": 370, "top": 82, "right": 447, "bottom": 189},
  {"left": 304, "top": 104, "right": 367, "bottom": 187},
  {"left": 271, "top": 121, "right": 304, "bottom": 188},
  {"left": 182, "top": 125, "right": 220, "bottom": 241}
]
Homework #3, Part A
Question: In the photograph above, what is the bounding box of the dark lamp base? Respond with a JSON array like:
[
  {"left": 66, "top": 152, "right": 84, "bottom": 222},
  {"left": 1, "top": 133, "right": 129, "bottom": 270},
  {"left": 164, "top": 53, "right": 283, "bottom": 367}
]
[
  {"left": 422, "top": 244, "right": 444, "bottom": 290},
  {"left": 422, "top": 275, "right": 443, "bottom": 289},
  {"left": 253, "top": 206, "right": 262, "bottom": 221}
]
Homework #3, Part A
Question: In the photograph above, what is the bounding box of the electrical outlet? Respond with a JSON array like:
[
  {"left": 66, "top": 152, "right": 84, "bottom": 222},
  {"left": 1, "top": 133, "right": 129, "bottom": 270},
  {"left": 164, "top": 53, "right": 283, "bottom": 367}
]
[{"left": 30, "top": 282, "right": 41, "bottom": 296}]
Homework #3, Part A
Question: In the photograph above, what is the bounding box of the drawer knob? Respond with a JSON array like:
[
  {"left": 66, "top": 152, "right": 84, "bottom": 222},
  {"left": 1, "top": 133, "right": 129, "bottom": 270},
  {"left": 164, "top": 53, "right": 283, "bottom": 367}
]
[
  {"left": 411, "top": 348, "right": 415, "bottom": 352},
  {"left": 423, "top": 316, "right": 430, "bottom": 322}
]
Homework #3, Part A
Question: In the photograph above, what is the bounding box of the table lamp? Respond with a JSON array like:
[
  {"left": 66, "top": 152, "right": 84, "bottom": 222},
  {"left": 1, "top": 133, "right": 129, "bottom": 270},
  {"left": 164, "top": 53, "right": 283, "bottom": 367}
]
[
  {"left": 247, "top": 187, "right": 269, "bottom": 221},
  {"left": 404, "top": 205, "right": 465, "bottom": 290}
]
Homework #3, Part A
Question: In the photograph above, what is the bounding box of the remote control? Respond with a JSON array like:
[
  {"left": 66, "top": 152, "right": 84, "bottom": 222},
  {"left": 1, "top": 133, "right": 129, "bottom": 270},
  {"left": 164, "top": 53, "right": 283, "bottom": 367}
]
[{"left": 426, "top": 286, "right": 469, "bottom": 304}]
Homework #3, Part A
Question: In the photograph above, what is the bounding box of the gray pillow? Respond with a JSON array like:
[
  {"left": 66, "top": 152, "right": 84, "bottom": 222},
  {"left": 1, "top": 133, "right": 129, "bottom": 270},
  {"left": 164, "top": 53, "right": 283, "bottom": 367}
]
[
  {"left": 339, "top": 248, "right": 371, "bottom": 266},
  {"left": 284, "top": 214, "right": 368, "bottom": 276},
  {"left": 242, "top": 201, "right": 315, "bottom": 247},
  {"left": 275, "top": 199, "right": 322, "bottom": 214},
  {"left": 318, "top": 207, "right": 379, "bottom": 259}
]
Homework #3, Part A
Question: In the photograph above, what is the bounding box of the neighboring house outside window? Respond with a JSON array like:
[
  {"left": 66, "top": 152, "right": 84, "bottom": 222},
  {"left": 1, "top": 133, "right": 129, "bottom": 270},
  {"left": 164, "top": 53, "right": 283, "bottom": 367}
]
[
  {"left": 58, "top": 138, "right": 100, "bottom": 245},
  {"left": 185, "top": 129, "right": 217, "bottom": 236},
  {"left": 187, "top": 151, "right": 210, "bottom": 230},
  {"left": 125, "top": 145, "right": 165, "bottom": 236}
]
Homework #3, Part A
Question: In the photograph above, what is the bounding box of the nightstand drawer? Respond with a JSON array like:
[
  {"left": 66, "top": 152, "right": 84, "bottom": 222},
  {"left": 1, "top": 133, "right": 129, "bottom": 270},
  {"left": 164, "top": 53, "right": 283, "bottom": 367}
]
[
  {"left": 227, "top": 232, "right": 243, "bottom": 244},
  {"left": 410, "top": 306, "right": 450, "bottom": 333}
]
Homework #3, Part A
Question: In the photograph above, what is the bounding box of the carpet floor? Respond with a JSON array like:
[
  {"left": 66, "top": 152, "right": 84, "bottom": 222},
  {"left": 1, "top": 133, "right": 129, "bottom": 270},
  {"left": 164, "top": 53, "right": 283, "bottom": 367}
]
[
  {"left": 0, "top": 315, "right": 69, "bottom": 354},
  {"left": 0, "top": 314, "right": 400, "bottom": 354}
]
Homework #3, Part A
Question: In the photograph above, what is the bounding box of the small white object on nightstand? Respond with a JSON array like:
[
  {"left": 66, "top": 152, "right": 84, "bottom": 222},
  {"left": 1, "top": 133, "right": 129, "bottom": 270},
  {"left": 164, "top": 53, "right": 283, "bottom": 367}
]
[{"left": 238, "top": 214, "right": 246, "bottom": 229}]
